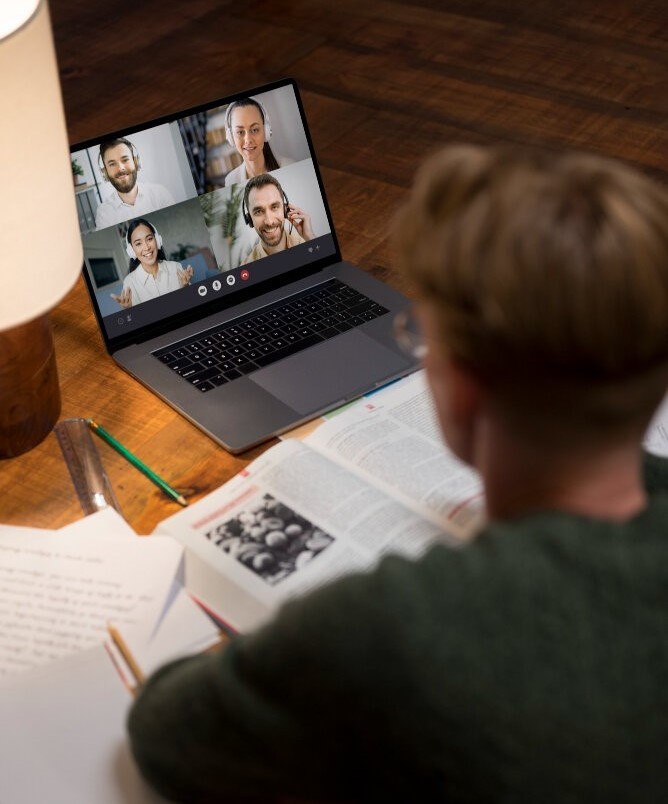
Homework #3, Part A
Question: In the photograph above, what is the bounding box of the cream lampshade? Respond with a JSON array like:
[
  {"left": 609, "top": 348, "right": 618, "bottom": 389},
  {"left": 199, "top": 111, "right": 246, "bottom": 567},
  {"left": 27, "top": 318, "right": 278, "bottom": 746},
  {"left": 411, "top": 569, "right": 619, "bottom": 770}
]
[{"left": 0, "top": 0, "right": 83, "bottom": 458}]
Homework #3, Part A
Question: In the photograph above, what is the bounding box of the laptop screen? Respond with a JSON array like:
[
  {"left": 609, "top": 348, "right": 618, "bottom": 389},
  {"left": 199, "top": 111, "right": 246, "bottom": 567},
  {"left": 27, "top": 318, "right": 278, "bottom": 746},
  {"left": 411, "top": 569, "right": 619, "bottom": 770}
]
[{"left": 71, "top": 79, "right": 338, "bottom": 350}]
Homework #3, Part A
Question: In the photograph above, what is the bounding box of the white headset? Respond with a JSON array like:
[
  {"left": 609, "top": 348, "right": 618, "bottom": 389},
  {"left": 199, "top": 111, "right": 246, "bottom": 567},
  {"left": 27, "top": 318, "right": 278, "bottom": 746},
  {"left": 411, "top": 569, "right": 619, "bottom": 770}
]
[
  {"left": 126, "top": 223, "right": 163, "bottom": 259},
  {"left": 225, "top": 98, "right": 273, "bottom": 147}
]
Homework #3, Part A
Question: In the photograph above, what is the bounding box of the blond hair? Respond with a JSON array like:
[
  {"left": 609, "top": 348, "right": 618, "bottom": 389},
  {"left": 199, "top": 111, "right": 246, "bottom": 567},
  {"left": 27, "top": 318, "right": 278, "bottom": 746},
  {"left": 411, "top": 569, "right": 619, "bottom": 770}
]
[{"left": 395, "top": 145, "right": 668, "bottom": 436}]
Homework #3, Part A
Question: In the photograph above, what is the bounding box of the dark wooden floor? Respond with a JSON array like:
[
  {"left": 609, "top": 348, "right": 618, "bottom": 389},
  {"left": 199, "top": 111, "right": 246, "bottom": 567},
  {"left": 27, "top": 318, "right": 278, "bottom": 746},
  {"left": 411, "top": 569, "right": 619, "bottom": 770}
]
[{"left": 50, "top": 0, "right": 667, "bottom": 293}]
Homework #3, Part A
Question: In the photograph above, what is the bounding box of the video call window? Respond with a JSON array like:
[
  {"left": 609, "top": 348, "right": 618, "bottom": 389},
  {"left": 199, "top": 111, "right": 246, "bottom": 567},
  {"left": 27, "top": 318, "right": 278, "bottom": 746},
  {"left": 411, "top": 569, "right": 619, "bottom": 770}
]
[{"left": 75, "top": 82, "right": 333, "bottom": 327}]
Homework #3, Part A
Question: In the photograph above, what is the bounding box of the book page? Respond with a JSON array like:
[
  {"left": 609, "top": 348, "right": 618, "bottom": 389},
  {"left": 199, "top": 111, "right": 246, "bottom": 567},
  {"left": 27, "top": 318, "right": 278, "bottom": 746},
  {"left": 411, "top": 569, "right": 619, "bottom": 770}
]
[
  {"left": 305, "top": 371, "right": 484, "bottom": 536},
  {"left": 0, "top": 509, "right": 182, "bottom": 678},
  {"left": 155, "top": 439, "right": 453, "bottom": 633}
]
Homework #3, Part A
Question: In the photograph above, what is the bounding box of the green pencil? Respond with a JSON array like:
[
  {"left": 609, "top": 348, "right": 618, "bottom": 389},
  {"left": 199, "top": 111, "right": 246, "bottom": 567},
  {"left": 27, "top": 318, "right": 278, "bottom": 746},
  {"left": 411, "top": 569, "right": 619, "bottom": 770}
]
[{"left": 87, "top": 419, "right": 187, "bottom": 507}]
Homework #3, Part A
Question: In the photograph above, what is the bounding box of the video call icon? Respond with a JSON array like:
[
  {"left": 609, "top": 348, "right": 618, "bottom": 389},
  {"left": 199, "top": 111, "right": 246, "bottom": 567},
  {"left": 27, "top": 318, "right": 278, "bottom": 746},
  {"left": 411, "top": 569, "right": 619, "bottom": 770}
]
[{"left": 198, "top": 286, "right": 207, "bottom": 297}]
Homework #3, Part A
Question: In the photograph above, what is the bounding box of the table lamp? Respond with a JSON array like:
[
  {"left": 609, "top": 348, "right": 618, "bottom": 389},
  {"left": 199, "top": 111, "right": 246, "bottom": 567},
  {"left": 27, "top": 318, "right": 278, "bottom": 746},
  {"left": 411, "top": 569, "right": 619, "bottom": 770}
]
[{"left": 0, "top": 0, "right": 83, "bottom": 458}]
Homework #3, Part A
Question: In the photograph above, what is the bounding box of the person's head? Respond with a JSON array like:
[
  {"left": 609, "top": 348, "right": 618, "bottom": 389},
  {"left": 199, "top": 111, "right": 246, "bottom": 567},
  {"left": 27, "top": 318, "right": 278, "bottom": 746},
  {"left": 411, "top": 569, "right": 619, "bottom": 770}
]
[
  {"left": 226, "top": 98, "right": 279, "bottom": 173},
  {"left": 395, "top": 144, "right": 668, "bottom": 462},
  {"left": 243, "top": 174, "right": 289, "bottom": 251},
  {"left": 99, "top": 138, "right": 140, "bottom": 194},
  {"left": 126, "top": 218, "right": 166, "bottom": 271}
]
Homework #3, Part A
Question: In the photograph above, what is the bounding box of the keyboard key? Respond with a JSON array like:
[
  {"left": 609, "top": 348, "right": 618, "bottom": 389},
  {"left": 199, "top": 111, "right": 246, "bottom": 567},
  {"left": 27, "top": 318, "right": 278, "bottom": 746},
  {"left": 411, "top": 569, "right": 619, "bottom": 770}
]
[
  {"left": 168, "top": 357, "right": 194, "bottom": 371},
  {"left": 235, "top": 361, "right": 258, "bottom": 375},
  {"left": 255, "top": 334, "right": 323, "bottom": 368},
  {"left": 190, "top": 367, "right": 218, "bottom": 384},
  {"left": 320, "top": 327, "right": 339, "bottom": 339}
]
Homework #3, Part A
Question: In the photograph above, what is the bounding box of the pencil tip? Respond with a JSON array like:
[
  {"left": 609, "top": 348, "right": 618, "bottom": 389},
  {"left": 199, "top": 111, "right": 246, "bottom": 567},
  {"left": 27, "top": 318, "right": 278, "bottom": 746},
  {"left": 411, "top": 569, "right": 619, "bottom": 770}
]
[{"left": 177, "top": 495, "right": 188, "bottom": 507}]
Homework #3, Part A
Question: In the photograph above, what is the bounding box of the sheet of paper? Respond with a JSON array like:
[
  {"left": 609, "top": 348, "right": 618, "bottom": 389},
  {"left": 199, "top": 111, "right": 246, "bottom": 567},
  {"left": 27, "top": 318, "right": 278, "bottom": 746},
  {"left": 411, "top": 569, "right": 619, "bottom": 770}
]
[
  {"left": 58, "top": 505, "right": 138, "bottom": 538},
  {"left": 114, "top": 582, "right": 223, "bottom": 679},
  {"left": 0, "top": 645, "right": 167, "bottom": 804},
  {"left": 0, "top": 510, "right": 183, "bottom": 678}
]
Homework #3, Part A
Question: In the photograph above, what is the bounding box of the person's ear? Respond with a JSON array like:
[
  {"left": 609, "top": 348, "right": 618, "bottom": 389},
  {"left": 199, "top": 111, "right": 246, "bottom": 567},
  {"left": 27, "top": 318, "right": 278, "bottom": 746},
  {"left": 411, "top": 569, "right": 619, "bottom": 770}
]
[
  {"left": 445, "top": 357, "right": 482, "bottom": 424},
  {"left": 436, "top": 356, "right": 485, "bottom": 464},
  {"left": 416, "top": 303, "right": 484, "bottom": 465}
]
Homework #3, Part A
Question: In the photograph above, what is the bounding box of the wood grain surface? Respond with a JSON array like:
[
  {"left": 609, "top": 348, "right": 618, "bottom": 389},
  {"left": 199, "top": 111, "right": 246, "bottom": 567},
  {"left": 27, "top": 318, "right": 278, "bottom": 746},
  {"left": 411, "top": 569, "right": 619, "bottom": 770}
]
[{"left": 1, "top": 0, "right": 666, "bottom": 530}]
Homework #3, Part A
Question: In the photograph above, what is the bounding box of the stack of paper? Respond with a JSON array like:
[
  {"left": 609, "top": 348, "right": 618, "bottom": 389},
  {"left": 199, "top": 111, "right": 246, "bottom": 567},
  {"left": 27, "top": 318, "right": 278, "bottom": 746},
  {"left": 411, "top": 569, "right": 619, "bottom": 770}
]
[{"left": 0, "top": 507, "right": 221, "bottom": 803}]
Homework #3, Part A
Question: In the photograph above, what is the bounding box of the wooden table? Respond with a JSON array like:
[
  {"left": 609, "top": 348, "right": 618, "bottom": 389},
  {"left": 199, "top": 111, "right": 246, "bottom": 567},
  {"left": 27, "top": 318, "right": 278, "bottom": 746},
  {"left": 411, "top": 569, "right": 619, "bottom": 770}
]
[{"left": 1, "top": 0, "right": 666, "bottom": 531}]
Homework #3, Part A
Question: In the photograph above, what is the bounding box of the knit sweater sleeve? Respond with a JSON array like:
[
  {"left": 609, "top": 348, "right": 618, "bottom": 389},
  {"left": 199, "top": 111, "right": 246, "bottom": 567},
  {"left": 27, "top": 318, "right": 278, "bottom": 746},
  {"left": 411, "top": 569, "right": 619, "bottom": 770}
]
[{"left": 127, "top": 561, "right": 419, "bottom": 803}]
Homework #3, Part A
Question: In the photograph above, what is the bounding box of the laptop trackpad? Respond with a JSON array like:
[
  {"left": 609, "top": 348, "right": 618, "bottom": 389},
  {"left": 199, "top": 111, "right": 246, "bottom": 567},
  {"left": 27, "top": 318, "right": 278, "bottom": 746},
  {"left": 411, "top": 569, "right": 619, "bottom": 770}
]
[{"left": 249, "top": 331, "right": 406, "bottom": 415}]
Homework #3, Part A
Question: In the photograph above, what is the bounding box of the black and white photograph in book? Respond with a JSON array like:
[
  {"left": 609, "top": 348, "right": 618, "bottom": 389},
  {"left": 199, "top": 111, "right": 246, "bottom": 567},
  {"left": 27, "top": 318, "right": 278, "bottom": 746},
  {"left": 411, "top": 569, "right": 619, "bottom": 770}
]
[{"left": 203, "top": 494, "right": 334, "bottom": 585}]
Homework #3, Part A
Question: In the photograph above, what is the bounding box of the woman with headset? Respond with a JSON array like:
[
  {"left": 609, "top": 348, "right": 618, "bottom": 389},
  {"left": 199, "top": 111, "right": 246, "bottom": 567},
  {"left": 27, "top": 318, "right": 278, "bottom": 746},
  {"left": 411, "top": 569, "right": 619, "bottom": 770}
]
[
  {"left": 223, "top": 97, "right": 293, "bottom": 187},
  {"left": 111, "top": 218, "right": 193, "bottom": 308}
]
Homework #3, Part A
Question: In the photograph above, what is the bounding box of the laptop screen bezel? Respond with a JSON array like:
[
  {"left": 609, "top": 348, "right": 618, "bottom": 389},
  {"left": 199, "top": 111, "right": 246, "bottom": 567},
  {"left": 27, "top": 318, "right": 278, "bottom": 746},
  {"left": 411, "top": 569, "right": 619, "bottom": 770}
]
[{"left": 71, "top": 77, "right": 343, "bottom": 354}]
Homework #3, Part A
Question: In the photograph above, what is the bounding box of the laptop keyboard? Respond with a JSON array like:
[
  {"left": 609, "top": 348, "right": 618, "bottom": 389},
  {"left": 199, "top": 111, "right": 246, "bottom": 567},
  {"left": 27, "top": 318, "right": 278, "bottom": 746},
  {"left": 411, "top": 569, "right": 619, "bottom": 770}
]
[{"left": 152, "top": 279, "right": 389, "bottom": 392}]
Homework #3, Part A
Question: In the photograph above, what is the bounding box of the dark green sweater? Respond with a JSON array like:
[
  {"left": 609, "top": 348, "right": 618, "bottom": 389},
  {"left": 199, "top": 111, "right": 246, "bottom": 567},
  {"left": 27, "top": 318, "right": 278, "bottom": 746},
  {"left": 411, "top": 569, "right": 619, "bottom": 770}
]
[{"left": 128, "top": 453, "right": 668, "bottom": 803}]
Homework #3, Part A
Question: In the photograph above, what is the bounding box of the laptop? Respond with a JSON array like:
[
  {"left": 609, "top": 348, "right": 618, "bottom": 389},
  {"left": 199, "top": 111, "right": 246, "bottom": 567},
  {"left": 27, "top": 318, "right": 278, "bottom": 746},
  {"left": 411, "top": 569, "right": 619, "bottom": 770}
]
[{"left": 72, "top": 78, "right": 419, "bottom": 453}]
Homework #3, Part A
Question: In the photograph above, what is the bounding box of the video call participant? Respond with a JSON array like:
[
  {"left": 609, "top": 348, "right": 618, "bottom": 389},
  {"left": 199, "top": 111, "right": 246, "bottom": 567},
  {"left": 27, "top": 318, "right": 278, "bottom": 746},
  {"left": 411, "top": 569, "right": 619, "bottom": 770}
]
[
  {"left": 95, "top": 137, "right": 176, "bottom": 229},
  {"left": 241, "top": 173, "right": 314, "bottom": 265},
  {"left": 127, "top": 145, "right": 668, "bottom": 802},
  {"left": 111, "top": 218, "right": 193, "bottom": 309},
  {"left": 224, "top": 98, "right": 294, "bottom": 188}
]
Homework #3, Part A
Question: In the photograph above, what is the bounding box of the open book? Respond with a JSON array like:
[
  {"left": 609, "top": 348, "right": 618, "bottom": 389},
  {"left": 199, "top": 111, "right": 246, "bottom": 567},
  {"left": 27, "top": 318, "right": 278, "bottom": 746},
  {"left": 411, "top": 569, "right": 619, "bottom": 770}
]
[{"left": 155, "top": 370, "right": 484, "bottom": 633}]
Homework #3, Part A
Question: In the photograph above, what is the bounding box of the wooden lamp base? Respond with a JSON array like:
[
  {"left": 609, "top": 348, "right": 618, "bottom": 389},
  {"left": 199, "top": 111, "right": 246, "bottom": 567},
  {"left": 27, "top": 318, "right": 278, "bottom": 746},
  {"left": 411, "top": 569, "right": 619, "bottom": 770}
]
[{"left": 0, "top": 315, "right": 61, "bottom": 459}]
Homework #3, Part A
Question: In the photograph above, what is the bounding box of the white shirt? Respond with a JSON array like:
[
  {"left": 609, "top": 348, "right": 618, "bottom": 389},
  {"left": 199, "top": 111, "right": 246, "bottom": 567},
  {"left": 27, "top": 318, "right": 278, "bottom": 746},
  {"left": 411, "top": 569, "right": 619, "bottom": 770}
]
[
  {"left": 241, "top": 230, "right": 305, "bottom": 265},
  {"left": 95, "top": 181, "right": 176, "bottom": 229},
  {"left": 121, "top": 260, "right": 184, "bottom": 305},
  {"left": 224, "top": 156, "right": 295, "bottom": 188}
]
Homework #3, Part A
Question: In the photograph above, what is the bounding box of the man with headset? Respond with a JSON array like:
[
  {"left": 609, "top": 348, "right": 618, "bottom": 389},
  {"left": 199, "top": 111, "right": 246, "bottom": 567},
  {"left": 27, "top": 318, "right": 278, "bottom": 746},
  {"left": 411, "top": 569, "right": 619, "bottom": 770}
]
[
  {"left": 241, "top": 173, "right": 314, "bottom": 265},
  {"left": 94, "top": 137, "right": 175, "bottom": 230}
]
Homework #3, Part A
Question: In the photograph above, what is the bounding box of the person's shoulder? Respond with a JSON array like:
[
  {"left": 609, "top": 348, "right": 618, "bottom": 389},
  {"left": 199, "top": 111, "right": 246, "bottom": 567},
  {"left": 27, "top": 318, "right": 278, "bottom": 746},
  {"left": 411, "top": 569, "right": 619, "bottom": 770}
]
[
  {"left": 287, "top": 230, "right": 305, "bottom": 247},
  {"left": 94, "top": 198, "right": 120, "bottom": 228},
  {"left": 643, "top": 450, "right": 668, "bottom": 496},
  {"left": 469, "top": 502, "right": 668, "bottom": 591},
  {"left": 140, "top": 181, "right": 175, "bottom": 201},
  {"left": 277, "top": 155, "right": 295, "bottom": 167},
  {"left": 249, "top": 242, "right": 266, "bottom": 261},
  {"left": 225, "top": 164, "right": 246, "bottom": 187}
]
